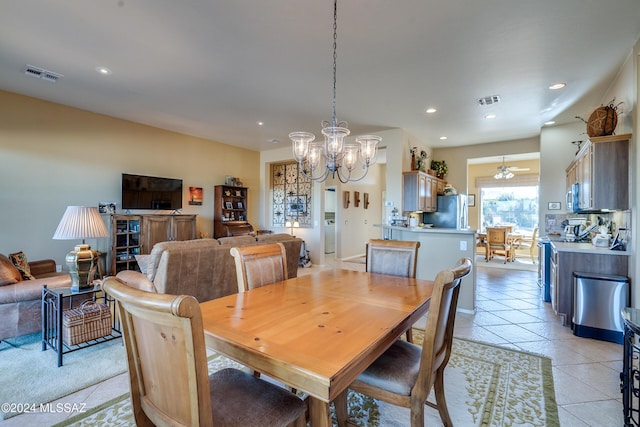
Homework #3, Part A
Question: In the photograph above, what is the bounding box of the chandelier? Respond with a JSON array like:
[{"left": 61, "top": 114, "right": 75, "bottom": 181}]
[
  {"left": 289, "top": 0, "right": 381, "bottom": 183},
  {"left": 494, "top": 157, "right": 514, "bottom": 180}
]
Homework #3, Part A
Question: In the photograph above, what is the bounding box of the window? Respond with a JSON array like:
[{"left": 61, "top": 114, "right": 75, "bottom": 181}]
[{"left": 480, "top": 186, "right": 538, "bottom": 233}]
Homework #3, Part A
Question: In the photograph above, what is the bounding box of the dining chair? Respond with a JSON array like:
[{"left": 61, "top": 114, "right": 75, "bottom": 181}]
[
  {"left": 335, "top": 257, "right": 473, "bottom": 427},
  {"left": 484, "top": 227, "right": 512, "bottom": 263},
  {"left": 102, "top": 276, "right": 306, "bottom": 427},
  {"left": 230, "top": 242, "right": 291, "bottom": 384},
  {"left": 366, "top": 239, "right": 420, "bottom": 342},
  {"left": 230, "top": 242, "right": 288, "bottom": 293},
  {"left": 514, "top": 226, "right": 538, "bottom": 263}
]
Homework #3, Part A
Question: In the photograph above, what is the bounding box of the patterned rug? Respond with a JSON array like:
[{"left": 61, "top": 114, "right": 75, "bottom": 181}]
[{"left": 53, "top": 330, "right": 558, "bottom": 427}]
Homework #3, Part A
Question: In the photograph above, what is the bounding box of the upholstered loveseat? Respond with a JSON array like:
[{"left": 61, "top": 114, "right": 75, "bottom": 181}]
[
  {"left": 115, "top": 233, "right": 303, "bottom": 302},
  {"left": 0, "top": 254, "right": 72, "bottom": 341}
]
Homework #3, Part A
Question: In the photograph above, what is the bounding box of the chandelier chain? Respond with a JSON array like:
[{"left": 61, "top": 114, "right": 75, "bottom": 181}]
[{"left": 331, "top": 0, "right": 338, "bottom": 127}]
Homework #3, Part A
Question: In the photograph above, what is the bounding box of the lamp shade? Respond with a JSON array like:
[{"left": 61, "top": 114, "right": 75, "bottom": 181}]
[{"left": 53, "top": 206, "right": 109, "bottom": 240}]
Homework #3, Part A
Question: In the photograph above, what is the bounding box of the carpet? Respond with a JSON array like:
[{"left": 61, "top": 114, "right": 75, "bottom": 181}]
[
  {"left": 0, "top": 333, "right": 127, "bottom": 420},
  {"left": 53, "top": 330, "right": 559, "bottom": 427},
  {"left": 475, "top": 254, "right": 537, "bottom": 272}
]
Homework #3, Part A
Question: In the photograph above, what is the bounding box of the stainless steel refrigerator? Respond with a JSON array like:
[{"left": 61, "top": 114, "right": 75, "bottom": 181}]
[{"left": 422, "top": 195, "right": 468, "bottom": 229}]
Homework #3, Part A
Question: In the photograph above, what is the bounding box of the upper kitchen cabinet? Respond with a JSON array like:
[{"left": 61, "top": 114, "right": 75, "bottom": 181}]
[
  {"left": 566, "top": 133, "right": 631, "bottom": 212},
  {"left": 403, "top": 171, "right": 443, "bottom": 213}
]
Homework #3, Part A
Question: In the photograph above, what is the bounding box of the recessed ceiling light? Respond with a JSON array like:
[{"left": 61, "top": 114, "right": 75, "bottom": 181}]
[
  {"left": 484, "top": 114, "right": 496, "bottom": 119},
  {"left": 439, "top": 136, "right": 447, "bottom": 140},
  {"left": 544, "top": 120, "right": 556, "bottom": 126},
  {"left": 257, "top": 121, "right": 264, "bottom": 126},
  {"left": 269, "top": 139, "right": 280, "bottom": 144},
  {"left": 95, "top": 67, "right": 112, "bottom": 75},
  {"left": 549, "top": 83, "right": 566, "bottom": 90},
  {"left": 426, "top": 108, "right": 437, "bottom": 114}
]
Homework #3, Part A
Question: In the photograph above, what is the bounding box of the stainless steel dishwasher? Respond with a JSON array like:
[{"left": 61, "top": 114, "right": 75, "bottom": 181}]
[{"left": 573, "top": 271, "right": 629, "bottom": 344}]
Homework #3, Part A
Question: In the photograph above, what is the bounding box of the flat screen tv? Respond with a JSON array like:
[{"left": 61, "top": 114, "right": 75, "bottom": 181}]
[{"left": 121, "top": 173, "right": 183, "bottom": 210}]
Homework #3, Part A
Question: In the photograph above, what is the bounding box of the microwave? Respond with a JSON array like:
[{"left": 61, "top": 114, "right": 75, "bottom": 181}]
[{"left": 566, "top": 183, "right": 580, "bottom": 213}]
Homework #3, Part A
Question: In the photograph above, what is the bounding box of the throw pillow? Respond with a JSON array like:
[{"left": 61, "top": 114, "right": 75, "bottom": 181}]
[
  {"left": 9, "top": 251, "right": 36, "bottom": 280},
  {"left": 0, "top": 254, "right": 23, "bottom": 285}
]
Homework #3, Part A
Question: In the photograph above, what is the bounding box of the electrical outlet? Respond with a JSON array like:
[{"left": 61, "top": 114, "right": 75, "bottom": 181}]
[{"left": 459, "top": 241, "right": 467, "bottom": 251}]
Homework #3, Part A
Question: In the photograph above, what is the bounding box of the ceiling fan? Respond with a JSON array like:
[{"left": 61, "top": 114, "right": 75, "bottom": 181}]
[{"left": 494, "top": 157, "right": 530, "bottom": 179}]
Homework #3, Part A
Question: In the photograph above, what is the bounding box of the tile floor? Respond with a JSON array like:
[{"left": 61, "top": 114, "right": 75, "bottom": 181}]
[{"left": 1, "top": 256, "right": 624, "bottom": 426}]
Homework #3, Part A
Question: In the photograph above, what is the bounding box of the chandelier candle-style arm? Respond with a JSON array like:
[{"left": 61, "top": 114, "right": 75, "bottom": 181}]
[{"left": 288, "top": 0, "right": 381, "bottom": 183}]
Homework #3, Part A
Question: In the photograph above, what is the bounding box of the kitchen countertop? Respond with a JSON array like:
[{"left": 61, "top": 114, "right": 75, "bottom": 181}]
[
  {"left": 374, "top": 224, "right": 476, "bottom": 235},
  {"left": 550, "top": 240, "right": 630, "bottom": 256}
]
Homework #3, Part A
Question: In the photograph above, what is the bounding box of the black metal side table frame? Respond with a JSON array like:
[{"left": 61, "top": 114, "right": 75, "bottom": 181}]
[
  {"left": 621, "top": 307, "right": 640, "bottom": 426},
  {"left": 41, "top": 284, "right": 122, "bottom": 367}
]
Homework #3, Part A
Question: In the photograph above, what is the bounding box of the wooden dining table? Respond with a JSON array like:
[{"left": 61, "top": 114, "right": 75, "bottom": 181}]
[{"left": 199, "top": 269, "right": 435, "bottom": 427}]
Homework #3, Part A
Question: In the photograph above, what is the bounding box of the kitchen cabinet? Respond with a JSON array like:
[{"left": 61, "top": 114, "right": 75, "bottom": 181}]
[
  {"left": 550, "top": 242, "right": 628, "bottom": 326},
  {"left": 566, "top": 133, "right": 630, "bottom": 212},
  {"left": 403, "top": 171, "right": 443, "bottom": 213}
]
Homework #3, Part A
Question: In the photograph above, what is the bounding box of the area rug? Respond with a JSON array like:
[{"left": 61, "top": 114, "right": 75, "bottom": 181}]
[
  {"left": 475, "top": 254, "right": 537, "bottom": 272},
  {"left": 0, "top": 333, "right": 127, "bottom": 420},
  {"left": 53, "top": 330, "right": 559, "bottom": 427}
]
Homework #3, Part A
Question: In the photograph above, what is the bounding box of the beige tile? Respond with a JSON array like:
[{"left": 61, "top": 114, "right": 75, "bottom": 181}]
[
  {"left": 555, "top": 362, "right": 622, "bottom": 399},
  {"left": 553, "top": 368, "right": 611, "bottom": 405},
  {"left": 561, "top": 400, "right": 624, "bottom": 426},
  {"left": 482, "top": 324, "right": 546, "bottom": 343}
]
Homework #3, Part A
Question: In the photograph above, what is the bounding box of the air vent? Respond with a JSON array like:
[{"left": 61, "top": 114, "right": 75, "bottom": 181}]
[
  {"left": 21, "top": 65, "right": 63, "bottom": 82},
  {"left": 477, "top": 95, "right": 501, "bottom": 106}
]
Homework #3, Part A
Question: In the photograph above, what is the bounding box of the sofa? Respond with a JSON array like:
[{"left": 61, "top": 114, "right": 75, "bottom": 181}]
[
  {"left": 115, "top": 233, "right": 303, "bottom": 302},
  {"left": 0, "top": 253, "right": 72, "bottom": 341}
]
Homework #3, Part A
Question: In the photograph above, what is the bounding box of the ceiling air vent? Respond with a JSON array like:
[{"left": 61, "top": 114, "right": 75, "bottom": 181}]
[
  {"left": 21, "top": 65, "right": 63, "bottom": 82},
  {"left": 477, "top": 95, "right": 501, "bottom": 106}
]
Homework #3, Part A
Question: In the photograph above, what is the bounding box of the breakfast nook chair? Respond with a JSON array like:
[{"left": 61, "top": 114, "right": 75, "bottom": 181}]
[
  {"left": 366, "top": 239, "right": 420, "bottom": 342},
  {"left": 230, "top": 242, "right": 288, "bottom": 293},
  {"left": 103, "top": 276, "right": 306, "bottom": 427},
  {"left": 335, "top": 257, "right": 473, "bottom": 427},
  {"left": 484, "top": 227, "right": 513, "bottom": 263}
]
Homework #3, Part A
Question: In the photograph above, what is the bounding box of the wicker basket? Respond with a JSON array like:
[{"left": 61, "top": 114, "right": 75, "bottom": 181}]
[{"left": 63, "top": 301, "right": 112, "bottom": 346}]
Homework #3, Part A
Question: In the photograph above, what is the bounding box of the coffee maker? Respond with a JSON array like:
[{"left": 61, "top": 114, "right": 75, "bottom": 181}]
[{"left": 564, "top": 224, "right": 585, "bottom": 242}]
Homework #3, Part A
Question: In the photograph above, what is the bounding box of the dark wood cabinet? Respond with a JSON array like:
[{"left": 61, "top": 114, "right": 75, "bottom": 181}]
[
  {"left": 141, "top": 214, "right": 197, "bottom": 252},
  {"left": 566, "top": 133, "right": 631, "bottom": 212},
  {"left": 214, "top": 185, "right": 251, "bottom": 238},
  {"left": 110, "top": 214, "right": 196, "bottom": 274}
]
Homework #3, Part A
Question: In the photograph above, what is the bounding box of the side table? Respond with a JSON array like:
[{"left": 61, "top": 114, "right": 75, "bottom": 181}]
[
  {"left": 41, "top": 284, "right": 121, "bottom": 367},
  {"left": 621, "top": 307, "right": 640, "bottom": 426}
]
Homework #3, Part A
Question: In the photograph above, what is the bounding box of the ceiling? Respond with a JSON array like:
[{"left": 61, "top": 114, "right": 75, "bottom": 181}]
[{"left": 2, "top": 1, "right": 640, "bottom": 153}]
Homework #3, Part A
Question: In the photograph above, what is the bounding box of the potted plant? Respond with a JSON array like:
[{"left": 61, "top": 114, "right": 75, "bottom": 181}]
[{"left": 431, "top": 160, "right": 448, "bottom": 179}]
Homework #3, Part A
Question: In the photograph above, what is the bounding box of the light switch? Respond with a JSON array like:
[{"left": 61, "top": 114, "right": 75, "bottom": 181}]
[{"left": 460, "top": 241, "right": 467, "bottom": 251}]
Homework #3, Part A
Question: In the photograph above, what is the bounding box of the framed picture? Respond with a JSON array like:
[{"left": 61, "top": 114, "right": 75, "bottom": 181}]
[
  {"left": 98, "top": 202, "right": 116, "bottom": 214},
  {"left": 236, "top": 201, "right": 243, "bottom": 209},
  {"left": 548, "top": 202, "right": 561, "bottom": 210},
  {"left": 468, "top": 194, "right": 475, "bottom": 207},
  {"left": 225, "top": 202, "right": 233, "bottom": 210},
  {"left": 287, "top": 196, "right": 307, "bottom": 216},
  {"left": 188, "top": 187, "right": 203, "bottom": 205}
]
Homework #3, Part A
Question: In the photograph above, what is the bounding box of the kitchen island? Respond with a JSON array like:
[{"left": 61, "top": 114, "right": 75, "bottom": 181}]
[
  {"left": 374, "top": 224, "right": 476, "bottom": 313},
  {"left": 550, "top": 240, "right": 630, "bottom": 326}
]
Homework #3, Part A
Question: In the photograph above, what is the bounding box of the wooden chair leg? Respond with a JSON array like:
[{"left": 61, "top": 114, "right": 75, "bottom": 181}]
[
  {"left": 433, "top": 369, "right": 453, "bottom": 427},
  {"left": 406, "top": 328, "right": 414, "bottom": 343},
  {"left": 335, "top": 389, "right": 349, "bottom": 427}
]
